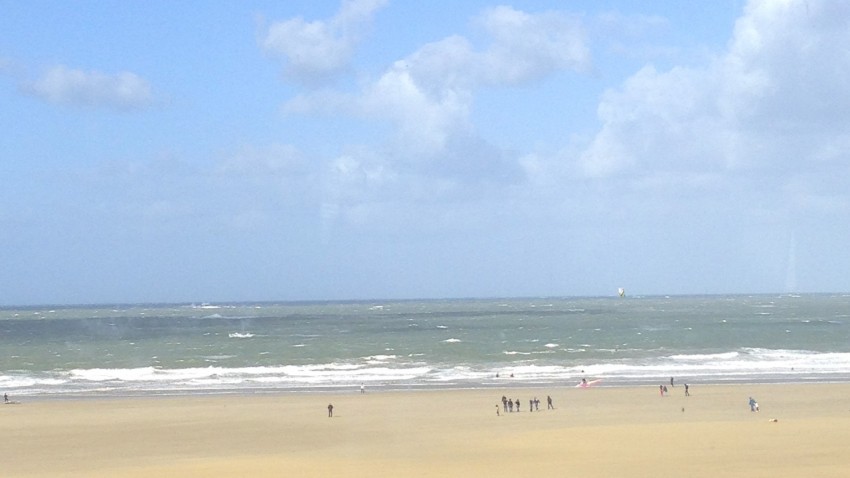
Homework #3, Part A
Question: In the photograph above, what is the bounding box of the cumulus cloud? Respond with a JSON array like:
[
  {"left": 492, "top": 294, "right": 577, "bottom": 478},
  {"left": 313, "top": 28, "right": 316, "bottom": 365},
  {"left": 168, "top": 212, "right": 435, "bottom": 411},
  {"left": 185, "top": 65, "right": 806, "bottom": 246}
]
[
  {"left": 475, "top": 6, "right": 590, "bottom": 84},
  {"left": 261, "top": 0, "right": 388, "bottom": 85},
  {"left": 288, "top": 6, "right": 588, "bottom": 158},
  {"left": 579, "top": 0, "right": 850, "bottom": 187},
  {"left": 23, "top": 65, "right": 154, "bottom": 111},
  {"left": 271, "top": 5, "right": 593, "bottom": 236}
]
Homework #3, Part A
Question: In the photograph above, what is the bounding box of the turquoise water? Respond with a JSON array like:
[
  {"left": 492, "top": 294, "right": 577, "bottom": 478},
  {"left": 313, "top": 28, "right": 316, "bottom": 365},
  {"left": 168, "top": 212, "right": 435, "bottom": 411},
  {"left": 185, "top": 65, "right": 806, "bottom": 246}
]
[{"left": 2, "top": 294, "right": 849, "bottom": 396}]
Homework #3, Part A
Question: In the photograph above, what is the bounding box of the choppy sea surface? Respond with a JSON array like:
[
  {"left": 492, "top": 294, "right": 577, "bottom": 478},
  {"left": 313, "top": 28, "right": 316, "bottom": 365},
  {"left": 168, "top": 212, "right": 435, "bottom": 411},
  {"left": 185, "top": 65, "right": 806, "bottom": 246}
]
[{"left": 2, "top": 294, "right": 849, "bottom": 397}]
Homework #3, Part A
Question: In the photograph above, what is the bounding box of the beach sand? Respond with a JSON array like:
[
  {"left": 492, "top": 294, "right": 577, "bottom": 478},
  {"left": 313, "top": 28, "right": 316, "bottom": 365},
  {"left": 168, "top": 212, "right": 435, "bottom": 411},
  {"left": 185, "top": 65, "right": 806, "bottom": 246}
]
[{"left": 2, "top": 383, "right": 850, "bottom": 477}]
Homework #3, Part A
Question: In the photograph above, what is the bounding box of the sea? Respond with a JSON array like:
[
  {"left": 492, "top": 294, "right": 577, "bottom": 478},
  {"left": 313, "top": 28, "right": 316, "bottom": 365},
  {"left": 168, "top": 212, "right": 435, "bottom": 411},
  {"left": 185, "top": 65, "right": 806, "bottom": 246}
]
[{"left": 2, "top": 294, "right": 850, "bottom": 398}]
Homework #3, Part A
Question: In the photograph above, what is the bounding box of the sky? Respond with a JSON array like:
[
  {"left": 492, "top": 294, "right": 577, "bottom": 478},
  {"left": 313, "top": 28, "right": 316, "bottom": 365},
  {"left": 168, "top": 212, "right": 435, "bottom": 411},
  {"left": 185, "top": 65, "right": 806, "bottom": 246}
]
[{"left": 2, "top": 0, "right": 849, "bottom": 305}]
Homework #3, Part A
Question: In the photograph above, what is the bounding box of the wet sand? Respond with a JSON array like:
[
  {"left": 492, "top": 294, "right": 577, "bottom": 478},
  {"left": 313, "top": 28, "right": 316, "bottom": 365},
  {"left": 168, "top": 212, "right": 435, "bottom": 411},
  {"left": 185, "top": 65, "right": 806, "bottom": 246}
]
[{"left": 2, "top": 383, "right": 850, "bottom": 477}]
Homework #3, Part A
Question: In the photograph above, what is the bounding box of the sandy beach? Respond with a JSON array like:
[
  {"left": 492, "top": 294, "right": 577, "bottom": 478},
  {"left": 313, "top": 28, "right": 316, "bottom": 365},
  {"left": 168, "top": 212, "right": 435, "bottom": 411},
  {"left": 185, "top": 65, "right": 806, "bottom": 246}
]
[{"left": 2, "top": 383, "right": 850, "bottom": 477}]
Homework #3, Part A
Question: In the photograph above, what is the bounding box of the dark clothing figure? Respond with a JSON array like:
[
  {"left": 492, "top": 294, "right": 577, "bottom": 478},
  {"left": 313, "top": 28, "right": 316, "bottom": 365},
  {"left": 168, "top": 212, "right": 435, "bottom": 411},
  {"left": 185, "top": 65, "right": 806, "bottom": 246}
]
[
  {"left": 502, "top": 396, "right": 508, "bottom": 412},
  {"left": 3, "top": 393, "right": 7, "bottom": 403},
  {"left": 684, "top": 384, "right": 690, "bottom": 396},
  {"left": 508, "top": 399, "right": 513, "bottom": 412},
  {"left": 529, "top": 399, "right": 533, "bottom": 412},
  {"left": 547, "top": 395, "right": 553, "bottom": 409},
  {"left": 670, "top": 377, "right": 675, "bottom": 387},
  {"left": 328, "top": 403, "right": 334, "bottom": 417},
  {"left": 534, "top": 397, "right": 540, "bottom": 411}
]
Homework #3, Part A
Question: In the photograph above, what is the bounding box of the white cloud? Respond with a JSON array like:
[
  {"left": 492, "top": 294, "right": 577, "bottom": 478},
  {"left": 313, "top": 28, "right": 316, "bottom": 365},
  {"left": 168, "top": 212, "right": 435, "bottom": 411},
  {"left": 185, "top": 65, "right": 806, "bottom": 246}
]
[
  {"left": 579, "top": 0, "right": 850, "bottom": 186},
  {"left": 361, "top": 60, "right": 475, "bottom": 154},
  {"left": 261, "top": 0, "right": 388, "bottom": 85},
  {"left": 24, "top": 65, "right": 154, "bottom": 111},
  {"left": 475, "top": 6, "right": 590, "bottom": 84},
  {"left": 288, "top": 6, "right": 588, "bottom": 158},
  {"left": 275, "top": 5, "right": 593, "bottom": 237}
]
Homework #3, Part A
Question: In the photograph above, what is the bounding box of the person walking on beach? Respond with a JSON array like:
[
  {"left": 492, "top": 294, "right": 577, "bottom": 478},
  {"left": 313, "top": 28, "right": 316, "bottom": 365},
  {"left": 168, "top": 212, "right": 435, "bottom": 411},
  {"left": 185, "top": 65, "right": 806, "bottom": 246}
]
[
  {"left": 496, "top": 404, "right": 500, "bottom": 416},
  {"left": 328, "top": 403, "right": 334, "bottom": 417},
  {"left": 684, "top": 383, "right": 690, "bottom": 396},
  {"left": 748, "top": 397, "right": 759, "bottom": 412},
  {"left": 547, "top": 395, "right": 553, "bottom": 409},
  {"left": 502, "top": 395, "right": 508, "bottom": 413},
  {"left": 508, "top": 398, "right": 513, "bottom": 412},
  {"left": 3, "top": 393, "right": 8, "bottom": 403}
]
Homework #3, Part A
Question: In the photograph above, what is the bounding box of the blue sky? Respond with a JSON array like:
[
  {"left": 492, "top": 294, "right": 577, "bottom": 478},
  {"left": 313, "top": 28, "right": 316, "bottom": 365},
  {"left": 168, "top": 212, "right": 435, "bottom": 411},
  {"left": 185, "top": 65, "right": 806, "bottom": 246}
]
[{"left": 2, "top": 0, "right": 849, "bottom": 305}]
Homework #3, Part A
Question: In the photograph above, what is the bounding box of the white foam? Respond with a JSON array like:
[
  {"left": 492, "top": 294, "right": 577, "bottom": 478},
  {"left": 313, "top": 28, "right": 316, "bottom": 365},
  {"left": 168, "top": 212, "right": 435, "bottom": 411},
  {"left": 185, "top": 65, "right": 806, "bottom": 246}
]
[
  {"left": 442, "top": 338, "right": 462, "bottom": 343},
  {"left": 228, "top": 332, "right": 254, "bottom": 338}
]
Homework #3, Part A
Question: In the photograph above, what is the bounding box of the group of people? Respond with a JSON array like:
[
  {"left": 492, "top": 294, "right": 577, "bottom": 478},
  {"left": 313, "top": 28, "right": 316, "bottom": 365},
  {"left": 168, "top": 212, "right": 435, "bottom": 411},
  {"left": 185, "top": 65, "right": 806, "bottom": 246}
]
[
  {"left": 659, "top": 377, "right": 690, "bottom": 397},
  {"left": 497, "top": 395, "right": 553, "bottom": 415},
  {"left": 659, "top": 379, "right": 762, "bottom": 413},
  {"left": 327, "top": 383, "right": 761, "bottom": 419}
]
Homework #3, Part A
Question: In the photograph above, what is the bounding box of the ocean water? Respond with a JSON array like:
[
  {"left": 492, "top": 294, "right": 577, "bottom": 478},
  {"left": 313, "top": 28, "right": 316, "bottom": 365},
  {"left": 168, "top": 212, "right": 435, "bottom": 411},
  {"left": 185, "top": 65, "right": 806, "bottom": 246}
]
[{"left": 2, "top": 294, "right": 849, "bottom": 397}]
